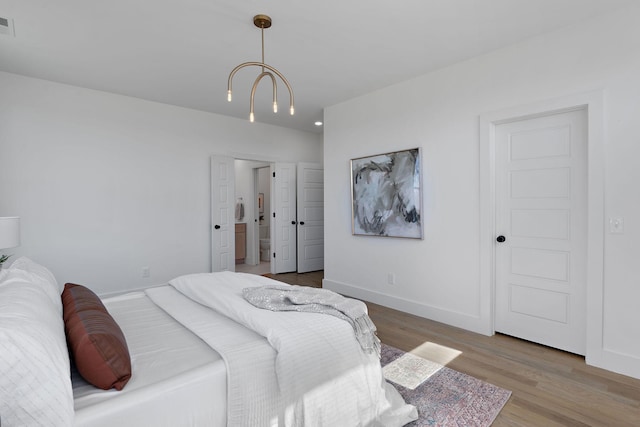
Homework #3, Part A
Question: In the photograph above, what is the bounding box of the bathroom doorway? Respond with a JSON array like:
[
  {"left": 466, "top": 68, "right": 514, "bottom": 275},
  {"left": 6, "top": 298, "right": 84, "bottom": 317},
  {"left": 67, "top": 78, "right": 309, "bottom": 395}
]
[
  {"left": 212, "top": 156, "right": 323, "bottom": 275},
  {"left": 232, "top": 160, "right": 272, "bottom": 276}
]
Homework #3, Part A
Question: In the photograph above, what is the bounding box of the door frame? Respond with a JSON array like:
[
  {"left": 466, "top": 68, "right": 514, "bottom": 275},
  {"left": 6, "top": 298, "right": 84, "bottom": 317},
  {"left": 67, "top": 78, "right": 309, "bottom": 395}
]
[
  {"left": 252, "top": 165, "right": 272, "bottom": 267},
  {"left": 479, "top": 91, "right": 604, "bottom": 365},
  {"left": 211, "top": 152, "right": 279, "bottom": 273}
]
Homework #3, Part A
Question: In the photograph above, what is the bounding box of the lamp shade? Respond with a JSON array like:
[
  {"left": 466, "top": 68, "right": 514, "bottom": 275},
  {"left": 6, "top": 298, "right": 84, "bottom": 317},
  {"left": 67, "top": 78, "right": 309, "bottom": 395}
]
[{"left": 0, "top": 217, "right": 20, "bottom": 249}]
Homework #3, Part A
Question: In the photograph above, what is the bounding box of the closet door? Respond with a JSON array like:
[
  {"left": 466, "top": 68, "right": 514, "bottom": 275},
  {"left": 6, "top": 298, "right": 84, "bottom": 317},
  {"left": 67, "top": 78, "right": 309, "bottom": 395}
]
[
  {"left": 296, "top": 163, "right": 324, "bottom": 273},
  {"left": 272, "top": 163, "right": 297, "bottom": 273},
  {"left": 494, "top": 109, "right": 587, "bottom": 355}
]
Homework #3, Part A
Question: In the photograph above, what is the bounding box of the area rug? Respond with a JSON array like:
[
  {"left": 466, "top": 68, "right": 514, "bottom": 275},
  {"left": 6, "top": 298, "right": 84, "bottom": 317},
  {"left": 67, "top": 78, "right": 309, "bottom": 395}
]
[{"left": 381, "top": 344, "right": 511, "bottom": 427}]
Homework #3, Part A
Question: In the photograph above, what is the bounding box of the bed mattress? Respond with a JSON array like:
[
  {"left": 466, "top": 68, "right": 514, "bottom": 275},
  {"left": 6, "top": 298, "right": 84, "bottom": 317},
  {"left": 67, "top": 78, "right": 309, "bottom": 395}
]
[{"left": 73, "top": 290, "right": 227, "bottom": 427}]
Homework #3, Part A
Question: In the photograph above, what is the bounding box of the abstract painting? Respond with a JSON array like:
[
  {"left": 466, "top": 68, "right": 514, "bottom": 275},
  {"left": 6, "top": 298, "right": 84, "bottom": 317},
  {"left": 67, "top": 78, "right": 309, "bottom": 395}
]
[{"left": 351, "top": 148, "right": 423, "bottom": 239}]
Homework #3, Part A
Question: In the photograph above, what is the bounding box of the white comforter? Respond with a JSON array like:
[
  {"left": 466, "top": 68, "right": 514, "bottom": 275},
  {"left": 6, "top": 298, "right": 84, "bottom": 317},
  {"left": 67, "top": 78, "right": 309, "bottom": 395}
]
[{"left": 153, "top": 272, "right": 416, "bottom": 427}]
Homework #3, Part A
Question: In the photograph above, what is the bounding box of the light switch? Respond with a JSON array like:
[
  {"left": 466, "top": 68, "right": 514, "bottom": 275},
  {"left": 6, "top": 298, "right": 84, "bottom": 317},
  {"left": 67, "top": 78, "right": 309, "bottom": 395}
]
[
  {"left": 609, "top": 217, "right": 624, "bottom": 234},
  {"left": 387, "top": 273, "right": 396, "bottom": 285}
]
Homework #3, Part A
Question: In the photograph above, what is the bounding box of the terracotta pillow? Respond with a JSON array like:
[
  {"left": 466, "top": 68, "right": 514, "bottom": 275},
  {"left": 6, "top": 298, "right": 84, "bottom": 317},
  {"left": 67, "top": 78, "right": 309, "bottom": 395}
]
[{"left": 62, "top": 283, "right": 131, "bottom": 390}]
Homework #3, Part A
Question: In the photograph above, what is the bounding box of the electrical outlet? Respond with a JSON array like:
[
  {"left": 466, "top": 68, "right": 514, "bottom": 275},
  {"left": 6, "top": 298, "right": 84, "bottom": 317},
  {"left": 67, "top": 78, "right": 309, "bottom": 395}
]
[
  {"left": 387, "top": 273, "right": 396, "bottom": 285},
  {"left": 141, "top": 267, "right": 150, "bottom": 278}
]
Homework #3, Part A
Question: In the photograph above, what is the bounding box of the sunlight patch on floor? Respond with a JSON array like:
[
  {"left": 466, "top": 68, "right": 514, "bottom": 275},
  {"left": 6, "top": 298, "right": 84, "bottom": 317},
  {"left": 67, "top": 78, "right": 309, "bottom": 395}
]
[
  {"left": 383, "top": 352, "right": 444, "bottom": 389},
  {"left": 410, "top": 341, "right": 462, "bottom": 366}
]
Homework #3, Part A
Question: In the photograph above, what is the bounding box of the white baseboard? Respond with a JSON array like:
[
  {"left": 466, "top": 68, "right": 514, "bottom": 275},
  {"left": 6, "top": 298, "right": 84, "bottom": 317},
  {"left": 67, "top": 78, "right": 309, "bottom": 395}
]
[
  {"left": 587, "top": 348, "right": 640, "bottom": 380},
  {"left": 323, "top": 278, "right": 491, "bottom": 336},
  {"left": 98, "top": 284, "right": 160, "bottom": 299},
  {"left": 324, "top": 278, "right": 640, "bottom": 380}
]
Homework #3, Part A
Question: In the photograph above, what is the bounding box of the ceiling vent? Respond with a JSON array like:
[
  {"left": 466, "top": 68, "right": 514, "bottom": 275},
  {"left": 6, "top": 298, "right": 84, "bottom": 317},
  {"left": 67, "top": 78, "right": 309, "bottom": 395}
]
[{"left": 0, "top": 16, "right": 15, "bottom": 37}]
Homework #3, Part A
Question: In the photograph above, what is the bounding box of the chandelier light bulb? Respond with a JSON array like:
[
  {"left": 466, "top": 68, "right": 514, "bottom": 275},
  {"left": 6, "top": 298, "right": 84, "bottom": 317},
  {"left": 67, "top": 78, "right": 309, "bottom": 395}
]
[
  {"left": 290, "top": 106, "right": 295, "bottom": 115},
  {"left": 273, "top": 102, "right": 278, "bottom": 113},
  {"left": 227, "top": 90, "right": 232, "bottom": 102},
  {"left": 249, "top": 112, "right": 255, "bottom": 123}
]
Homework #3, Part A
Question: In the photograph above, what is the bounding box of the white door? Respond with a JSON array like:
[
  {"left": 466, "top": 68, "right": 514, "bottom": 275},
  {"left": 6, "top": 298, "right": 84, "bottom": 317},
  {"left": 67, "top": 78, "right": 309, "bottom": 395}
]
[
  {"left": 494, "top": 108, "right": 587, "bottom": 355},
  {"left": 272, "top": 163, "right": 297, "bottom": 273},
  {"left": 297, "top": 163, "right": 324, "bottom": 273},
  {"left": 211, "top": 156, "right": 235, "bottom": 272}
]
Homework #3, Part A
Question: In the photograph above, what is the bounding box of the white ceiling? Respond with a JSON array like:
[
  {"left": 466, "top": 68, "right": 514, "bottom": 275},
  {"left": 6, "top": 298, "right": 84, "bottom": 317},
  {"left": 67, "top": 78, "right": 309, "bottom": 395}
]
[{"left": 0, "top": 0, "right": 635, "bottom": 133}]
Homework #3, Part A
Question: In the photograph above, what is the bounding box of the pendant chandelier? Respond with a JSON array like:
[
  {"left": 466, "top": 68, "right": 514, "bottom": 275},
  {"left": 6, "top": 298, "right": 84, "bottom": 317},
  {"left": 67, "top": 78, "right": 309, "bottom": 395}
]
[{"left": 227, "top": 15, "right": 294, "bottom": 123}]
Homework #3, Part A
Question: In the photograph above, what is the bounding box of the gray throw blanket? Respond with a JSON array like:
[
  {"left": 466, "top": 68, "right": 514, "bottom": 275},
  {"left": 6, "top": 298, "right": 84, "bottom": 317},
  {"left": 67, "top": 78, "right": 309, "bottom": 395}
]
[{"left": 242, "top": 285, "right": 381, "bottom": 357}]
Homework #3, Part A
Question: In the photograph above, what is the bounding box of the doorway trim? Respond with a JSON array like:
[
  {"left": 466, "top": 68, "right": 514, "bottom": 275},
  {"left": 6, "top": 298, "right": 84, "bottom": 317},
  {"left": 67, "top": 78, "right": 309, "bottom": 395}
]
[
  {"left": 479, "top": 90, "right": 604, "bottom": 366},
  {"left": 211, "top": 152, "right": 279, "bottom": 274},
  {"left": 253, "top": 165, "right": 272, "bottom": 269}
]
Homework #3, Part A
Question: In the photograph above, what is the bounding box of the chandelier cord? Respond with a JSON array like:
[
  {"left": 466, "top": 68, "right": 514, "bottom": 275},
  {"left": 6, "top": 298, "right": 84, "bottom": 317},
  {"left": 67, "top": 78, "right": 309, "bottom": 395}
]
[{"left": 261, "top": 25, "right": 265, "bottom": 73}]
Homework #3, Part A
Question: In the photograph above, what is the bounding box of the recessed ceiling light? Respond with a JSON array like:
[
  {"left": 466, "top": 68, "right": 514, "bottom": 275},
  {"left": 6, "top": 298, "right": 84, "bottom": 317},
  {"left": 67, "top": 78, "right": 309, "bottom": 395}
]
[{"left": 314, "top": 121, "right": 323, "bottom": 126}]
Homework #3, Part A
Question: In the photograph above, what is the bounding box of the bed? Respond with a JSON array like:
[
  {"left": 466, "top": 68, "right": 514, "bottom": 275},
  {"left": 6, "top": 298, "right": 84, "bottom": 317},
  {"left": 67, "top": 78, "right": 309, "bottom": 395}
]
[{"left": 0, "top": 257, "right": 417, "bottom": 427}]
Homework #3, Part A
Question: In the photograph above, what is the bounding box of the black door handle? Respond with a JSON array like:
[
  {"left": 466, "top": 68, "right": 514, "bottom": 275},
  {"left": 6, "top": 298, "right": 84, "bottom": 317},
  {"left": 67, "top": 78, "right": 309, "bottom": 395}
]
[
  {"left": 291, "top": 221, "right": 296, "bottom": 225},
  {"left": 214, "top": 224, "right": 221, "bottom": 230},
  {"left": 299, "top": 221, "right": 305, "bottom": 225},
  {"left": 496, "top": 235, "right": 506, "bottom": 243}
]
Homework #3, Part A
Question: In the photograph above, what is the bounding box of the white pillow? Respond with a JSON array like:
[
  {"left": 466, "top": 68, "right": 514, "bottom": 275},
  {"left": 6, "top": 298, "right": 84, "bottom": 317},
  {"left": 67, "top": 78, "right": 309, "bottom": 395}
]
[
  {"left": 7, "top": 257, "right": 62, "bottom": 312},
  {"left": 0, "top": 268, "right": 74, "bottom": 427}
]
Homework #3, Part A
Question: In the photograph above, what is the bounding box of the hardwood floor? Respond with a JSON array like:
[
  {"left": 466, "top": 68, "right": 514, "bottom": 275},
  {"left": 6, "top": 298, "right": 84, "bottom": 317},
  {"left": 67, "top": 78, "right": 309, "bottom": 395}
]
[
  {"left": 261, "top": 270, "right": 323, "bottom": 288},
  {"left": 266, "top": 270, "right": 640, "bottom": 426}
]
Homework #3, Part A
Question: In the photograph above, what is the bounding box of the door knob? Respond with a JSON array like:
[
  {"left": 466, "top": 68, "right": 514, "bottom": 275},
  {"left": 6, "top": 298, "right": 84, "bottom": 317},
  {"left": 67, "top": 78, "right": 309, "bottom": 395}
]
[
  {"left": 496, "top": 235, "right": 506, "bottom": 243},
  {"left": 214, "top": 224, "right": 221, "bottom": 230},
  {"left": 299, "top": 221, "right": 305, "bottom": 225},
  {"left": 291, "top": 221, "right": 296, "bottom": 225}
]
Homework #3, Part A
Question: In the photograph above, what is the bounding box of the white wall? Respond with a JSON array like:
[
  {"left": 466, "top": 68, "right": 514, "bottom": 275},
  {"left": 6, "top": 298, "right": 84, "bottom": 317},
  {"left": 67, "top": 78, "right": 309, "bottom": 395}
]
[
  {"left": 324, "top": 5, "right": 640, "bottom": 378},
  {"left": 0, "top": 71, "right": 321, "bottom": 295}
]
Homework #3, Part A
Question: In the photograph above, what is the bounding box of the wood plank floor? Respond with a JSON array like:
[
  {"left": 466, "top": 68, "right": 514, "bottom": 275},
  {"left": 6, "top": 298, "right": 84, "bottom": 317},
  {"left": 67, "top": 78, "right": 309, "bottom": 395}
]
[{"left": 267, "top": 270, "right": 640, "bottom": 426}]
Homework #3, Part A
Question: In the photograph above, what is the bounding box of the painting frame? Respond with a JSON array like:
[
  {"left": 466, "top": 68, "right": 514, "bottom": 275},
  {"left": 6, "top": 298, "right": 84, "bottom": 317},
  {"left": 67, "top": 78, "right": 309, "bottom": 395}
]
[{"left": 350, "top": 147, "right": 423, "bottom": 239}]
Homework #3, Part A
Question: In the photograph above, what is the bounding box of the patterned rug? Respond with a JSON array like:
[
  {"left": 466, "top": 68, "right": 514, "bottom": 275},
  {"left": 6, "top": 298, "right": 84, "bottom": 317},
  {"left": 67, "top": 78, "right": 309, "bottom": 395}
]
[{"left": 381, "top": 344, "right": 511, "bottom": 427}]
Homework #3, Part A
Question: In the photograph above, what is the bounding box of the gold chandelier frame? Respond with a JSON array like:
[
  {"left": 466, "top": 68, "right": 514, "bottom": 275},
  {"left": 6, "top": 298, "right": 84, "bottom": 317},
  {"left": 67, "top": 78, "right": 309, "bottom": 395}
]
[{"left": 227, "top": 15, "right": 295, "bottom": 122}]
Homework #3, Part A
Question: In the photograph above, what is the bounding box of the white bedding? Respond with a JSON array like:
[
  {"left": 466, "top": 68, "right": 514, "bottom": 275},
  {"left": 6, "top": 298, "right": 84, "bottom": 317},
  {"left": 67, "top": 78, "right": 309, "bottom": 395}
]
[
  {"left": 165, "top": 272, "right": 417, "bottom": 427},
  {"left": 74, "top": 272, "right": 417, "bottom": 427},
  {"left": 4, "top": 259, "right": 413, "bottom": 427},
  {"left": 0, "top": 267, "right": 73, "bottom": 427},
  {"left": 145, "top": 285, "right": 282, "bottom": 427},
  {"left": 73, "top": 291, "right": 227, "bottom": 427}
]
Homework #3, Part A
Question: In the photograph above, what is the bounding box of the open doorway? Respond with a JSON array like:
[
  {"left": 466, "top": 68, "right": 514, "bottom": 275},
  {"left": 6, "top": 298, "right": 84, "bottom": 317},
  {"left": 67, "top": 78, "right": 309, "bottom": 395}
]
[
  {"left": 233, "top": 160, "right": 272, "bottom": 276},
  {"left": 211, "top": 156, "right": 324, "bottom": 276}
]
